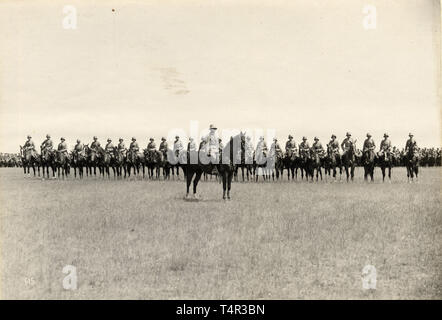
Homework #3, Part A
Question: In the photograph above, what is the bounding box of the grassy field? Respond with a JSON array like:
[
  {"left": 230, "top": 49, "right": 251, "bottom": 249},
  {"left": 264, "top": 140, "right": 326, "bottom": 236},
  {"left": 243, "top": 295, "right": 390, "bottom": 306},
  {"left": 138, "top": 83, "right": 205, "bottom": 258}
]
[{"left": 0, "top": 167, "right": 440, "bottom": 299}]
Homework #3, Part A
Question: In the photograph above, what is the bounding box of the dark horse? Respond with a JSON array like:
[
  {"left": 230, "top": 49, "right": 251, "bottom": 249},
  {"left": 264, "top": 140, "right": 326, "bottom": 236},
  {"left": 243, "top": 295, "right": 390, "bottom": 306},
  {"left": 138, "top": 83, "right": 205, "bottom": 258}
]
[
  {"left": 126, "top": 149, "right": 143, "bottom": 178},
  {"left": 298, "top": 148, "right": 313, "bottom": 181},
  {"left": 40, "top": 147, "right": 56, "bottom": 179},
  {"left": 98, "top": 146, "right": 116, "bottom": 179},
  {"left": 113, "top": 147, "right": 127, "bottom": 178},
  {"left": 324, "top": 143, "right": 342, "bottom": 180},
  {"left": 55, "top": 150, "right": 70, "bottom": 178},
  {"left": 180, "top": 133, "right": 242, "bottom": 200},
  {"left": 362, "top": 147, "right": 376, "bottom": 182},
  {"left": 405, "top": 147, "right": 419, "bottom": 182},
  {"left": 377, "top": 149, "right": 393, "bottom": 182},
  {"left": 20, "top": 145, "right": 40, "bottom": 177},
  {"left": 341, "top": 140, "right": 357, "bottom": 182},
  {"left": 85, "top": 144, "right": 102, "bottom": 177},
  {"left": 283, "top": 149, "right": 297, "bottom": 181},
  {"left": 145, "top": 149, "right": 163, "bottom": 179},
  {"left": 71, "top": 150, "right": 87, "bottom": 179},
  {"left": 310, "top": 148, "right": 324, "bottom": 181},
  {"left": 234, "top": 135, "right": 253, "bottom": 182}
]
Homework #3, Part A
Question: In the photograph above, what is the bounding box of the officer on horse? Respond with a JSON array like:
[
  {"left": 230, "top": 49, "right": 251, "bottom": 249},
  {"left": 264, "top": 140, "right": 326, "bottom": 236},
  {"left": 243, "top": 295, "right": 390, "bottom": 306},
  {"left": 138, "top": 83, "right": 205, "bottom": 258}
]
[{"left": 379, "top": 133, "right": 392, "bottom": 160}]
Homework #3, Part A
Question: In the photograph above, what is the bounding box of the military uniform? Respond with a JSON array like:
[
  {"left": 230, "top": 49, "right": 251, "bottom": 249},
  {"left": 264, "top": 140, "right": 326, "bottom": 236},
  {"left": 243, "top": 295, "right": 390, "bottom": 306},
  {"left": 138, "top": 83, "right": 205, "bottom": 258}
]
[
  {"left": 130, "top": 140, "right": 140, "bottom": 152},
  {"left": 285, "top": 139, "right": 297, "bottom": 153},
  {"left": 118, "top": 141, "right": 126, "bottom": 152},
  {"left": 173, "top": 139, "right": 183, "bottom": 157},
  {"left": 341, "top": 137, "right": 355, "bottom": 154},
  {"left": 256, "top": 139, "right": 268, "bottom": 156},
  {"left": 363, "top": 138, "right": 376, "bottom": 152},
  {"left": 204, "top": 132, "right": 219, "bottom": 156},
  {"left": 328, "top": 139, "right": 340, "bottom": 154},
  {"left": 105, "top": 141, "right": 114, "bottom": 153},
  {"left": 312, "top": 141, "right": 324, "bottom": 153},
  {"left": 24, "top": 139, "right": 35, "bottom": 151},
  {"left": 74, "top": 142, "right": 84, "bottom": 153},
  {"left": 299, "top": 141, "right": 310, "bottom": 153},
  {"left": 270, "top": 140, "right": 282, "bottom": 157},
  {"left": 58, "top": 141, "right": 68, "bottom": 154},
  {"left": 41, "top": 138, "right": 53, "bottom": 150},
  {"left": 380, "top": 138, "right": 391, "bottom": 152},
  {"left": 405, "top": 137, "right": 417, "bottom": 153},
  {"left": 147, "top": 141, "right": 156, "bottom": 151},
  {"left": 159, "top": 141, "right": 168, "bottom": 154},
  {"left": 90, "top": 140, "right": 100, "bottom": 150}
]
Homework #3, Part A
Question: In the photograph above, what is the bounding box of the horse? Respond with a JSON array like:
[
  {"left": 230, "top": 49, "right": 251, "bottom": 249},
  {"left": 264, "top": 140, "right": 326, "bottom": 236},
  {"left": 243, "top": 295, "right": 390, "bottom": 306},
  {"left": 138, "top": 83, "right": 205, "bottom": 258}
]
[
  {"left": 283, "top": 149, "right": 297, "bottom": 181},
  {"left": 113, "top": 147, "right": 127, "bottom": 179},
  {"left": 362, "top": 147, "right": 376, "bottom": 182},
  {"left": 70, "top": 150, "right": 86, "bottom": 179},
  {"left": 126, "top": 149, "right": 143, "bottom": 178},
  {"left": 254, "top": 149, "right": 269, "bottom": 182},
  {"left": 405, "top": 147, "right": 419, "bottom": 182},
  {"left": 234, "top": 136, "right": 253, "bottom": 182},
  {"left": 40, "top": 147, "right": 56, "bottom": 179},
  {"left": 377, "top": 149, "right": 393, "bottom": 182},
  {"left": 324, "top": 143, "right": 342, "bottom": 180},
  {"left": 19, "top": 146, "right": 40, "bottom": 177},
  {"left": 341, "top": 139, "right": 357, "bottom": 182},
  {"left": 54, "top": 150, "right": 70, "bottom": 178},
  {"left": 98, "top": 146, "right": 116, "bottom": 179},
  {"left": 85, "top": 144, "right": 102, "bottom": 177},
  {"left": 144, "top": 149, "right": 163, "bottom": 180},
  {"left": 267, "top": 151, "right": 284, "bottom": 181},
  {"left": 310, "top": 148, "right": 324, "bottom": 181},
  {"left": 298, "top": 148, "right": 313, "bottom": 181},
  {"left": 180, "top": 133, "right": 241, "bottom": 200}
]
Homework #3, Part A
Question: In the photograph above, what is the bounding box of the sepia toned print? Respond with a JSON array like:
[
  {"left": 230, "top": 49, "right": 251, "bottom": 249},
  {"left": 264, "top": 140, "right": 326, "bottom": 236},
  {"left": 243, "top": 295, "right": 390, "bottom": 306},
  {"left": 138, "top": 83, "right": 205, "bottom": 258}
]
[{"left": 0, "top": 0, "right": 440, "bottom": 300}]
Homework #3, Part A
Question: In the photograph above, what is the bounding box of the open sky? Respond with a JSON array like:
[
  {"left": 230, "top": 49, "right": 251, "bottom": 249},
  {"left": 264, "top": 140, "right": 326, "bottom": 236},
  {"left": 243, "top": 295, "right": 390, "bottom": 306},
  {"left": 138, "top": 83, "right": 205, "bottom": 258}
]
[{"left": 0, "top": 0, "right": 440, "bottom": 153}]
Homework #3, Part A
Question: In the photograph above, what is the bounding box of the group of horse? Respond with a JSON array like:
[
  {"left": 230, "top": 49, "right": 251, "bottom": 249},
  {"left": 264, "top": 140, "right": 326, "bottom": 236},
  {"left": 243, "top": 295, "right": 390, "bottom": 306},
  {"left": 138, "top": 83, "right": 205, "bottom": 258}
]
[
  {"left": 19, "top": 133, "right": 421, "bottom": 200},
  {"left": 19, "top": 144, "right": 171, "bottom": 180}
]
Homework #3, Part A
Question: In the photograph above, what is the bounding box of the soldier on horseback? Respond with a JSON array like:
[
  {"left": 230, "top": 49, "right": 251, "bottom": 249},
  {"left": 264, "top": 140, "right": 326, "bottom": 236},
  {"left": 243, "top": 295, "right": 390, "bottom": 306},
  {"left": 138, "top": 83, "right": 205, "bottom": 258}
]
[
  {"left": 117, "top": 138, "right": 126, "bottom": 154},
  {"left": 41, "top": 134, "right": 53, "bottom": 153},
  {"left": 363, "top": 133, "right": 376, "bottom": 153},
  {"left": 58, "top": 137, "right": 68, "bottom": 154},
  {"left": 90, "top": 136, "right": 100, "bottom": 151},
  {"left": 130, "top": 137, "right": 140, "bottom": 153},
  {"left": 328, "top": 134, "right": 340, "bottom": 155},
  {"left": 341, "top": 132, "right": 355, "bottom": 156},
  {"left": 312, "top": 137, "right": 325, "bottom": 157},
  {"left": 270, "top": 138, "right": 283, "bottom": 158},
  {"left": 379, "top": 133, "right": 392, "bottom": 160},
  {"left": 74, "top": 139, "right": 84, "bottom": 154},
  {"left": 24, "top": 135, "right": 36, "bottom": 156},
  {"left": 147, "top": 138, "right": 156, "bottom": 152},
  {"left": 105, "top": 138, "right": 115, "bottom": 158},
  {"left": 203, "top": 124, "right": 220, "bottom": 164},
  {"left": 405, "top": 133, "right": 418, "bottom": 154},
  {"left": 256, "top": 136, "right": 268, "bottom": 156},
  {"left": 173, "top": 135, "right": 184, "bottom": 158},
  {"left": 159, "top": 137, "right": 168, "bottom": 155},
  {"left": 299, "top": 137, "right": 310, "bottom": 156},
  {"left": 285, "top": 135, "right": 297, "bottom": 155}
]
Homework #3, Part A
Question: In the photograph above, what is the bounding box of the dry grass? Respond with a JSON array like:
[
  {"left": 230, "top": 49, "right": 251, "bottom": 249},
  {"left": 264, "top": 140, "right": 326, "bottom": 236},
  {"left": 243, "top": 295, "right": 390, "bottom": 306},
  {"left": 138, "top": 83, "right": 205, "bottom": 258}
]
[{"left": 0, "top": 167, "right": 440, "bottom": 299}]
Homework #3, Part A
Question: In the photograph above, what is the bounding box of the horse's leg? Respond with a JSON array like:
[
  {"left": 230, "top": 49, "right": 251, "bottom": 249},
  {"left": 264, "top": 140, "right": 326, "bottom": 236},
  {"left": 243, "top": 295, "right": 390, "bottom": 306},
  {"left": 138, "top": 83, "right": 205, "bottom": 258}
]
[
  {"left": 193, "top": 171, "right": 202, "bottom": 198},
  {"left": 222, "top": 171, "right": 227, "bottom": 199},
  {"left": 227, "top": 170, "right": 233, "bottom": 199},
  {"left": 186, "top": 170, "right": 194, "bottom": 198}
]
